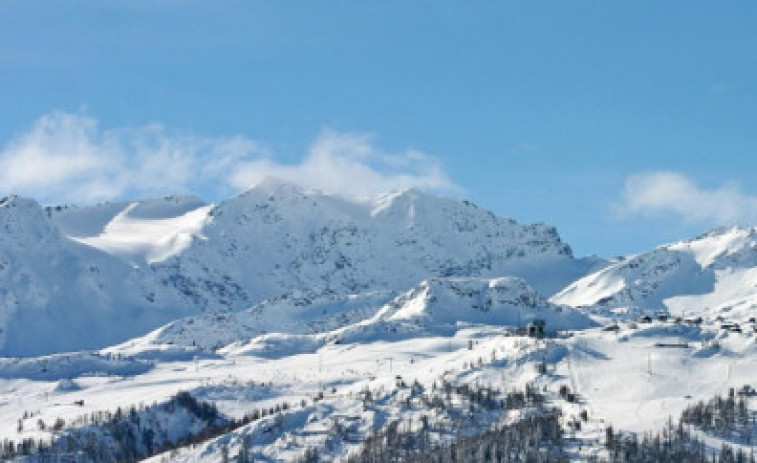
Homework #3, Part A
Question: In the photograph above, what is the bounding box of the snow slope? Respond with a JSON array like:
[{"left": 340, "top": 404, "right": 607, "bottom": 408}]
[
  {"left": 4, "top": 305, "right": 755, "bottom": 462},
  {"left": 115, "top": 276, "right": 594, "bottom": 356},
  {"left": 552, "top": 226, "right": 757, "bottom": 321},
  {"left": 49, "top": 195, "right": 211, "bottom": 266},
  {"left": 0, "top": 197, "right": 196, "bottom": 357},
  {"left": 0, "top": 182, "right": 600, "bottom": 356},
  {"left": 48, "top": 195, "right": 206, "bottom": 238},
  {"left": 150, "top": 179, "right": 600, "bottom": 314},
  {"left": 333, "top": 277, "right": 596, "bottom": 344},
  {"left": 3, "top": 186, "right": 757, "bottom": 461},
  {"left": 137, "top": 290, "right": 393, "bottom": 352}
]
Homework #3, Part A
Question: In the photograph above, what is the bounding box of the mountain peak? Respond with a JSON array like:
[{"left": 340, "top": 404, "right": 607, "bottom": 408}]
[
  {"left": 0, "top": 195, "right": 56, "bottom": 237},
  {"left": 374, "top": 186, "right": 423, "bottom": 200},
  {"left": 244, "top": 177, "right": 312, "bottom": 198},
  {"left": 0, "top": 195, "right": 42, "bottom": 211}
]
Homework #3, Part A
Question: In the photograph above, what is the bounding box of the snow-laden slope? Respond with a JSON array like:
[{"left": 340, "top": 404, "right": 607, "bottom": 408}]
[
  {"left": 7, "top": 197, "right": 757, "bottom": 460},
  {"left": 10, "top": 301, "right": 755, "bottom": 461},
  {"left": 332, "top": 277, "right": 596, "bottom": 344},
  {"left": 114, "top": 276, "right": 593, "bottom": 357},
  {"left": 0, "top": 182, "right": 599, "bottom": 356},
  {"left": 3, "top": 269, "right": 756, "bottom": 461},
  {"left": 151, "top": 179, "right": 599, "bottom": 314},
  {"left": 552, "top": 226, "right": 757, "bottom": 320},
  {"left": 49, "top": 195, "right": 205, "bottom": 237},
  {"left": 0, "top": 197, "right": 198, "bottom": 356},
  {"left": 49, "top": 195, "right": 210, "bottom": 265},
  {"left": 133, "top": 290, "right": 393, "bottom": 352}
]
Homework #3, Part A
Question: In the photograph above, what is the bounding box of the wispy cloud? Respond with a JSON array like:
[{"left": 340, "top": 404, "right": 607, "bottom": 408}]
[
  {"left": 618, "top": 171, "right": 757, "bottom": 224},
  {"left": 229, "top": 129, "right": 459, "bottom": 199},
  {"left": 0, "top": 111, "right": 459, "bottom": 204}
]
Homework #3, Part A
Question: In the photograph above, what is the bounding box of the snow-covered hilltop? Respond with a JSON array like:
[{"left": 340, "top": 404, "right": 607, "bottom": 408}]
[
  {"left": 122, "top": 276, "right": 594, "bottom": 354},
  {"left": 331, "top": 276, "right": 596, "bottom": 344},
  {"left": 140, "top": 289, "right": 392, "bottom": 351},
  {"left": 0, "top": 180, "right": 597, "bottom": 356},
  {"left": 552, "top": 225, "right": 757, "bottom": 320}
]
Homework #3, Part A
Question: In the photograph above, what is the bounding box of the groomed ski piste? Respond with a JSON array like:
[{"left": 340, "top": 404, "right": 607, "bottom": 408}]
[{"left": 2, "top": 182, "right": 757, "bottom": 461}]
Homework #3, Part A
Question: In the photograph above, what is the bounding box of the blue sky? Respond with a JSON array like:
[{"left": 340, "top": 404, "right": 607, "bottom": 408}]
[{"left": 1, "top": 1, "right": 756, "bottom": 257}]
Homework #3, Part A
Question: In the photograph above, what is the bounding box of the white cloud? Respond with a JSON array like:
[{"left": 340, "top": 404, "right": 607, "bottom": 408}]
[
  {"left": 0, "top": 111, "right": 459, "bottom": 204},
  {"left": 229, "top": 129, "right": 459, "bottom": 199},
  {"left": 618, "top": 171, "right": 757, "bottom": 224}
]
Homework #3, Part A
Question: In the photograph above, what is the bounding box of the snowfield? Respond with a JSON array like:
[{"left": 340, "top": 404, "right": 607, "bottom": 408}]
[
  {"left": 71, "top": 202, "right": 214, "bottom": 265},
  {"left": 2, "top": 184, "right": 757, "bottom": 461}
]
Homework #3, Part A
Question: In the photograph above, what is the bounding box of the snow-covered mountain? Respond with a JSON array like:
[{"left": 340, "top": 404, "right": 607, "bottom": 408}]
[
  {"left": 118, "top": 276, "right": 594, "bottom": 354},
  {"left": 552, "top": 226, "right": 757, "bottom": 321},
  {"left": 0, "top": 180, "right": 599, "bottom": 356},
  {"left": 6, "top": 184, "right": 757, "bottom": 462},
  {"left": 148, "top": 179, "right": 599, "bottom": 313},
  {"left": 331, "top": 276, "right": 596, "bottom": 344},
  {"left": 0, "top": 196, "right": 195, "bottom": 357}
]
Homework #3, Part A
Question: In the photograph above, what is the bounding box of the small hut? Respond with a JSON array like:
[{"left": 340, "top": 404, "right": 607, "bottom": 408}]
[{"left": 527, "top": 319, "right": 546, "bottom": 338}]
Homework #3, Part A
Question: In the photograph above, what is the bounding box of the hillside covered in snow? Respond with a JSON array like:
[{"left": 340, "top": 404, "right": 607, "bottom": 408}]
[
  {"left": 0, "top": 180, "right": 601, "bottom": 356},
  {"left": 0, "top": 196, "right": 195, "bottom": 357},
  {"left": 118, "top": 276, "right": 595, "bottom": 354},
  {"left": 4, "top": 183, "right": 757, "bottom": 462},
  {"left": 552, "top": 226, "right": 757, "bottom": 322}
]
